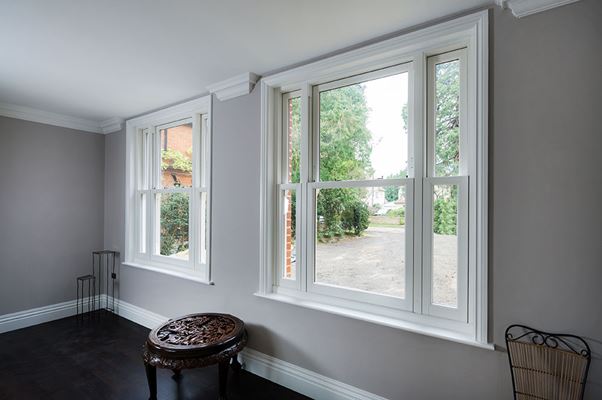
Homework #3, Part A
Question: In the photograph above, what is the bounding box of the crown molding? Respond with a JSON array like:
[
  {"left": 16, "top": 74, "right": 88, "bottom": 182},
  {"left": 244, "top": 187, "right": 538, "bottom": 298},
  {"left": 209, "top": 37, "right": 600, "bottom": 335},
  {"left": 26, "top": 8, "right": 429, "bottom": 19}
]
[
  {"left": 496, "top": 0, "right": 581, "bottom": 18},
  {"left": 207, "top": 72, "right": 259, "bottom": 101},
  {"left": 0, "top": 102, "right": 126, "bottom": 135},
  {"left": 100, "top": 117, "right": 124, "bottom": 134},
  {"left": 0, "top": 102, "right": 104, "bottom": 134}
]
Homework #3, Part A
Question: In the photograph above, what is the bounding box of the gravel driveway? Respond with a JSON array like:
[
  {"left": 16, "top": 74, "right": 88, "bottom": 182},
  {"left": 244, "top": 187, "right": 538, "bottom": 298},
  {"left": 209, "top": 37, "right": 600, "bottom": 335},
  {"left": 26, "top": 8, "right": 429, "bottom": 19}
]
[{"left": 315, "top": 226, "right": 458, "bottom": 306}]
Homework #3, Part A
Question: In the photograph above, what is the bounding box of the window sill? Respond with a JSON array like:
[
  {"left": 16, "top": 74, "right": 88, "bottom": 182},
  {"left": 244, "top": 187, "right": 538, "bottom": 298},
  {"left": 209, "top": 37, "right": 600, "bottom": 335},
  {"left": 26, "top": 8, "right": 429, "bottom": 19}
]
[
  {"left": 254, "top": 291, "right": 494, "bottom": 351},
  {"left": 122, "top": 261, "right": 214, "bottom": 286}
]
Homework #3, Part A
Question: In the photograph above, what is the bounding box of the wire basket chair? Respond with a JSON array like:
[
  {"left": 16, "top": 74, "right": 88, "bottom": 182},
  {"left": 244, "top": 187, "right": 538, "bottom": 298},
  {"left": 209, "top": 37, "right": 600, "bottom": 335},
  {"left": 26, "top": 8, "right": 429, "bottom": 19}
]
[{"left": 505, "top": 324, "right": 591, "bottom": 400}]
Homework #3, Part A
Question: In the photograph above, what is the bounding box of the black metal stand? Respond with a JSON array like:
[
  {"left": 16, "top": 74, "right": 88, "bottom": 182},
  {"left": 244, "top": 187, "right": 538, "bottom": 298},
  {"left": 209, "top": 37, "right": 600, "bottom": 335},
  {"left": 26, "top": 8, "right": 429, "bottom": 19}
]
[
  {"left": 92, "top": 250, "right": 119, "bottom": 313},
  {"left": 76, "top": 274, "right": 96, "bottom": 320}
]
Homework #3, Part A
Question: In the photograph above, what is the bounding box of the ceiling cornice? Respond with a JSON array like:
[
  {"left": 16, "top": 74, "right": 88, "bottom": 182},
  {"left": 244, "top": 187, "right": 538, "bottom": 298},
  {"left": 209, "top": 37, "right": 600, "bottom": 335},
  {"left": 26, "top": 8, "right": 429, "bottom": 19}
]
[
  {"left": 100, "top": 117, "right": 124, "bottom": 134},
  {"left": 0, "top": 102, "right": 122, "bottom": 134},
  {"left": 0, "top": 102, "right": 102, "bottom": 134},
  {"left": 207, "top": 72, "right": 259, "bottom": 101},
  {"left": 497, "top": 0, "right": 582, "bottom": 18}
]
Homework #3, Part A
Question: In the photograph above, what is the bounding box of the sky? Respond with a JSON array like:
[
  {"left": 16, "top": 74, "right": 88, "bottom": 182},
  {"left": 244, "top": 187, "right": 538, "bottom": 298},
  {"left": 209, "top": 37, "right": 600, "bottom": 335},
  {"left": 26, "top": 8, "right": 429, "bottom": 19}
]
[{"left": 361, "top": 72, "right": 409, "bottom": 179}]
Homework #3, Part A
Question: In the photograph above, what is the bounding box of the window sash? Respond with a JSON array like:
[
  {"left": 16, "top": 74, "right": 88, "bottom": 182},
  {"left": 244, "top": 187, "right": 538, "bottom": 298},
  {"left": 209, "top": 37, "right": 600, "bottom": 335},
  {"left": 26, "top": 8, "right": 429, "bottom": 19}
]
[
  {"left": 274, "top": 50, "right": 471, "bottom": 321},
  {"left": 306, "top": 179, "right": 414, "bottom": 311},
  {"left": 281, "top": 91, "right": 302, "bottom": 185},
  {"left": 423, "top": 48, "right": 469, "bottom": 322},
  {"left": 312, "top": 63, "right": 412, "bottom": 184},
  {"left": 276, "top": 184, "right": 301, "bottom": 290},
  {"left": 426, "top": 49, "right": 468, "bottom": 178},
  {"left": 155, "top": 117, "right": 194, "bottom": 189},
  {"left": 421, "top": 176, "right": 469, "bottom": 321},
  {"left": 133, "top": 115, "right": 209, "bottom": 278}
]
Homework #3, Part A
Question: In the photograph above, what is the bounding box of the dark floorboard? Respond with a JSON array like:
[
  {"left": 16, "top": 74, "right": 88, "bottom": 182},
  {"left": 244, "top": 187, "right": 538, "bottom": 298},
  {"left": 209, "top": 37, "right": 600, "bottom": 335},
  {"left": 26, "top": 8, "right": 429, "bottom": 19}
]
[{"left": 0, "top": 312, "right": 311, "bottom": 400}]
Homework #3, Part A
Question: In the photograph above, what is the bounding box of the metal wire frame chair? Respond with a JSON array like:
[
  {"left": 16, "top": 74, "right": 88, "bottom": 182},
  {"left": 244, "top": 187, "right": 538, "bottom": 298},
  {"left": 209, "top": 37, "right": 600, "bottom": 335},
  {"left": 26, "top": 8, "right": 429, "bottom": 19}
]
[{"left": 505, "top": 324, "right": 591, "bottom": 400}]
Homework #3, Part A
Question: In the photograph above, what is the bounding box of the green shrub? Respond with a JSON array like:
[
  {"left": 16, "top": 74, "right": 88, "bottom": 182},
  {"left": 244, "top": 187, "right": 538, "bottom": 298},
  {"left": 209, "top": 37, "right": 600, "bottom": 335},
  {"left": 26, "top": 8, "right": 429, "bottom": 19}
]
[
  {"left": 341, "top": 201, "right": 370, "bottom": 236},
  {"left": 433, "top": 197, "right": 457, "bottom": 235},
  {"left": 384, "top": 186, "right": 399, "bottom": 202},
  {"left": 386, "top": 207, "right": 405, "bottom": 225},
  {"left": 160, "top": 193, "right": 189, "bottom": 255}
]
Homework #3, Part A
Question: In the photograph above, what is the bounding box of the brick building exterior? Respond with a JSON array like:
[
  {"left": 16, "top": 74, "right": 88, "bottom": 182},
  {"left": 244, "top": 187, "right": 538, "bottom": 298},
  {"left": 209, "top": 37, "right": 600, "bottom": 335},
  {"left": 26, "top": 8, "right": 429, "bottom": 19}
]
[{"left": 160, "top": 123, "right": 193, "bottom": 187}]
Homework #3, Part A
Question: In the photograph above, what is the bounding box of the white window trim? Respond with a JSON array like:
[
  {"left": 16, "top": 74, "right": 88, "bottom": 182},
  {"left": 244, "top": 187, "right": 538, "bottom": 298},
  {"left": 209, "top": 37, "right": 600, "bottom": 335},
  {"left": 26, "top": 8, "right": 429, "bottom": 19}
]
[
  {"left": 125, "top": 95, "right": 213, "bottom": 285},
  {"left": 258, "top": 11, "right": 490, "bottom": 348}
]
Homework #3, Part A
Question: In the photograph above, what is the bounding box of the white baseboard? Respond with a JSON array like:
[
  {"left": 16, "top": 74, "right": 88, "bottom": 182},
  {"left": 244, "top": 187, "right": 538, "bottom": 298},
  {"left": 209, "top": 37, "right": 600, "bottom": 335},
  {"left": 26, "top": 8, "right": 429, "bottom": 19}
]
[
  {"left": 113, "top": 298, "right": 168, "bottom": 328},
  {"left": 0, "top": 299, "right": 79, "bottom": 334},
  {"left": 0, "top": 297, "right": 387, "bottom": 400},
  {"left": 0, "top": 295, "right": 120, "bottom": 334},
  {"left": 239, "top": 348, "right": 388, "bottom": 400}
]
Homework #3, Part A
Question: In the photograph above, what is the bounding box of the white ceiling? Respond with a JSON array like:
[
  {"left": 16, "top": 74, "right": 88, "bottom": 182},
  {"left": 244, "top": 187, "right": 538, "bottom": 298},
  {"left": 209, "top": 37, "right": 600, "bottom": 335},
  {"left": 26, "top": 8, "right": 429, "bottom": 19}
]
[{"left": 0, "top": 0, "right": 494, "bottom": 123}]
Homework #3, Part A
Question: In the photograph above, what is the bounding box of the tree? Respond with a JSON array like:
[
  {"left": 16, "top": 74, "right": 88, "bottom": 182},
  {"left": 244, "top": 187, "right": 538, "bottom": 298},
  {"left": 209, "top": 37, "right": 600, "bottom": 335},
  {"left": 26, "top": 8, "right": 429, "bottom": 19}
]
[
  {"left": 160, "top": 148, "right": 192, "bottom": 255},
  {"left": 161, "top": 148, "right": 192, "bottom": 173},
  {"left": 318, "top": 85, "right": 373, "bottom": 182},
  {"left": 401, "top": 61, "right": 460, "bottom": 235},
  {"left": 315, "top": 85, "right": 373, "bottom": 238},
  {"left": 433, "top": 61, "right": 460, "bottom": 177},
  {"left": 433, "top": 185, "right": 457, "bottom": 235},
  {"left": 384, "top": 170, "right": 407, "bottom": 202},
  {"left": 341, "top": 200, "right": 369, "bottom": 235},
  {"left": 160, "top": 193, "right": 189, "bottom": 256},
  {"left": 432, "top": 61, "right": 460, "bottom": 235}
]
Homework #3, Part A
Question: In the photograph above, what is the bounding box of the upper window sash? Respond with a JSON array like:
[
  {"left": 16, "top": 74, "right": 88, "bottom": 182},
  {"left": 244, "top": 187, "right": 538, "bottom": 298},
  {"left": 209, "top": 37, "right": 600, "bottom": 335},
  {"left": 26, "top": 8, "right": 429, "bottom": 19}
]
[
  {"left": 426, "top": 49, "right": 468, "bottom": 178},
  {"left": 154, "top": 117, "right": 194, "bottom": 190},
  {"left": 312, "top": 63, "right": 411, "bottom": 184},
  {"left": 137, "top": 128, "right": 151, "bottom": 191},
  {"left": 281, "top": 91, "right": 302, "bottom": 185}
]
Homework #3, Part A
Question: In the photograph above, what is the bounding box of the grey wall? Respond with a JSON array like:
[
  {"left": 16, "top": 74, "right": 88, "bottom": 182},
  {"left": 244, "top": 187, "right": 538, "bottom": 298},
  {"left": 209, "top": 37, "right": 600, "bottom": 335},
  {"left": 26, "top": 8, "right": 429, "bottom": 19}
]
[
  {"left": 103, "top": 2, "right": 602, "bottom": 398},
  {"left": 0, "top": 116, "right": 105, "bottom": 315},
  {"left": 104, "top": 128, "right": 125, "bottom": 256}
]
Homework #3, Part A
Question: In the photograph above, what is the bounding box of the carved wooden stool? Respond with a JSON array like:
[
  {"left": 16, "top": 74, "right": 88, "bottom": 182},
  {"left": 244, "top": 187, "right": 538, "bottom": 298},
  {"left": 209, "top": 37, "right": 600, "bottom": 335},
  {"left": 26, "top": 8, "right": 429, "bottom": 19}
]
[{"left": 142, "top": 313, "right": 247, "bottom": 400}]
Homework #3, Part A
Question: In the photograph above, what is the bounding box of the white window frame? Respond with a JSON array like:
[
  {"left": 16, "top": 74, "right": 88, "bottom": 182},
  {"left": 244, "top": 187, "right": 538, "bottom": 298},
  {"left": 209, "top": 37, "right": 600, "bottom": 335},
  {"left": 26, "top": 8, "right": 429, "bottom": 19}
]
[
  {"left": 258, "top": 11, "right": 490, "bottom": 348},
  {"left": 125, "top": 96, "right": 213, "bottom": 284}
]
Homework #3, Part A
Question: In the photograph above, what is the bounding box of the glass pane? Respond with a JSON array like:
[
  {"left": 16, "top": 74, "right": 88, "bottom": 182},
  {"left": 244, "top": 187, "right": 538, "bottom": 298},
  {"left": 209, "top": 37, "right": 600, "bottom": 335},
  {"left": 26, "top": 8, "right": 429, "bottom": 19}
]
[
  {"left": 199, "top": 191, "right": 208, "bottom": 265},
  {"left": 158, "top": 192, "right": 189, "bottom": 260},
  {"left": 434, "top": 59, "right": 461, "bottom": 177},
  {"left": 282, "top": 189, "right": 297, "bottom": 279},
  {"left": 315, "top": 186, "right": 406, "bottom": 298},
  {"left": 432, "top": 184, "right": 458, "bottom": 307},
  {"left": 201, "top": 116, "right": 208, "bottom": 188},
  {"left": 140, "top": 130, "right": 151, "bottom": 189},
  {"left": 138, "top": 193, "right": 147, "bottom": 253},
  {"left": 319, "top": 72, "right": 409, "bottom": 182},
  {"left": 160, "top": 122, "right": 193, "bottom": 188},
  {"left": 286, "top": 97, "right": 301, "bottom": 183}
]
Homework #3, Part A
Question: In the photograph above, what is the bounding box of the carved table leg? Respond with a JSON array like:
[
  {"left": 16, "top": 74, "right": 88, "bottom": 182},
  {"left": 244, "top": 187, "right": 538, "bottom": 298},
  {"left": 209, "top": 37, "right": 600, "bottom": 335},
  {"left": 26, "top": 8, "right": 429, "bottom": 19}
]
[
  {"left": 218, "top": 360, "right": 230, "bottom": 400},
  {"left": 172, "top": 369, "right": 181, "bottom": 380},
  {"left": 144, "top": 362, "right": 157, "bottom": 400},
  {"left": 231, "top": 355, "right": 242, "bottom": 372}
]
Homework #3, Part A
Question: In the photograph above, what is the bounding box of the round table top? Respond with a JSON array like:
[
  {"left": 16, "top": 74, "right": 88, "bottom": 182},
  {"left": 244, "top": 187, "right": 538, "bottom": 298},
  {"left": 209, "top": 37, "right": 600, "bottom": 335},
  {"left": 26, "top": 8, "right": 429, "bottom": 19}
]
[{"left": 146, "top": 313, "right": 245, "bottom": 358}]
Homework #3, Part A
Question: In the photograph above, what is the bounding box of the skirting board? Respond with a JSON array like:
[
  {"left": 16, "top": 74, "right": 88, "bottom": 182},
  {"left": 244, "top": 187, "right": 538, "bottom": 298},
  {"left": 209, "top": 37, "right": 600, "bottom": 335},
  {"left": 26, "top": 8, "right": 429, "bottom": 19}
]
[
  {"left": 0, "top": 298, "right": 79, "bottom": 334},
  {"left": 239, "top": 348, "right": 388, "bottom": 400},
  {"left": 0, "top": 295, "right": 118, "bottom": 334},
  {"left": 0, "top": 297, "right": 388, "bottom": 400}
]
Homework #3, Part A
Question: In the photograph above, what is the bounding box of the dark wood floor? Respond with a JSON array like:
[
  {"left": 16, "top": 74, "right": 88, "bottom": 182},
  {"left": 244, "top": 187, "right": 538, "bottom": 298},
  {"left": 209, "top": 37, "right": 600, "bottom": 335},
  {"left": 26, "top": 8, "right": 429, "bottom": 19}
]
[{"left": 0, "top": 312, "right": 311, "bottom": 400}]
